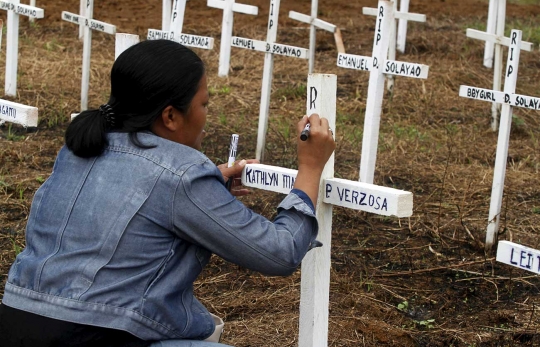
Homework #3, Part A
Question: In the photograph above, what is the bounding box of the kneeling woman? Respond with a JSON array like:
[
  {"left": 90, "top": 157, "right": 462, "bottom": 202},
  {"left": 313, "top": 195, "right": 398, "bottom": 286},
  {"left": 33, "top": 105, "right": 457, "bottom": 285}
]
[{"left": 0, "top": 40, "right": 335, "bottom": 346}]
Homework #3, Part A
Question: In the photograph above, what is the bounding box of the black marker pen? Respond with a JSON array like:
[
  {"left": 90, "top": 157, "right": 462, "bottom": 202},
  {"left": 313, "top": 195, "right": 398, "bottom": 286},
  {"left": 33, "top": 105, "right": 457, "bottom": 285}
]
[
  {"left": 300, "top": 123, "right": 310, "bottom": 141},
  {"left": 225, "top": 134, "right": 239, "bottom": 191}
]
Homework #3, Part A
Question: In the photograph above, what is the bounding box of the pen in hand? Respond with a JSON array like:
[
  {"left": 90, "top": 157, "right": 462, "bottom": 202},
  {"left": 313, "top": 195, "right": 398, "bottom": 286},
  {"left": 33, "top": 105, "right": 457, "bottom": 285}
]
[{"left": 225, "top": 134, "right": 239, "bottom": 191}]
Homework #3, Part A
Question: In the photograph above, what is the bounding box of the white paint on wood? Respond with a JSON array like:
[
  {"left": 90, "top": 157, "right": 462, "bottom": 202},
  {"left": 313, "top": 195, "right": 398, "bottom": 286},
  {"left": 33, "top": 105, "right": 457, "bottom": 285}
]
[
  {"left": 148, "top": 29, "right": 214, "bottom": 49},
  {"left": 163, "top": 0, "right": 172, "bottom": 31},
  {"left": 337, "top": 53, "right": 372, "bottom": 71},
  {"left": 396, "top": 0, "right": 410, "bottom": 53},
  {"left": 29, "top": 0, "right": 35, "bottom": 22},
  {"left": 288, "top": 1, "right": 337, "bottom": 73},
  {"left": 231, "top": 37, "right": 308, "bottom": 58},
  {"left": 207, "top": 0, "right": 258, "bottom": 77},
  {"left": 497, "top": 241, "right": 540, "bottom": 275},
  {"left": 1, "top": 0, "right": 44, "bottom": 96},
  {"left": 62, "top": 1, "right": 116, "bottom": 111},
  {"left": 483, "top": 0, "right": 498, "bottom": 68},
  {"left": 0, "top": 98, "right": 38, "bottom": 127},
  {"left": 115, "top": 33, "right": 140, "bottom": 60},
  {"left": 466, "top": 29, "right": 533, "bottom": 52},
  {"left": 78, "top": 0, "right": 84, "bottom": 39}
]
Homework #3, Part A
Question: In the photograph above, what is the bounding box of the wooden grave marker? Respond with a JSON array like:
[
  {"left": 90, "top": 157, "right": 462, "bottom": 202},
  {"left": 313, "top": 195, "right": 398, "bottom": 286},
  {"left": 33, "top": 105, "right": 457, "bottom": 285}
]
[
  {"left": 0, "top": 98, "right": 38, "bottom": 127},
  {"left": 459, "top": 30, "right": 540, "bottom": 251},
  {"left": 115, "top": 33, "right": 140, "bottom": 60},
  {"left": 465, "top": 0, "right": 533, "bottom": 131},
  {"left": 241, "top": 74, "right": 413, "bottom": 347},
  {"left": 288, "top": 0, "right": 338, "bottom": 73},
  {"left": 62, "top": 0, "right": 116, "bottom": 111},
  {"left": 0, "top": 0, "right": 44, "bottom": 96},
  {"left": 337, "top": 0, "right": 429, "bottom": 184},
  {"left": 230, "top": 0, "right": 309, "bottom": 161},
  {"left": 207, "top": 0, "right": 258, "bottom": 77},
  {"left": 148, "top": 0, "right": 214, "bottom": 51},
  {"left": 163, "top": 0, "right": 172, "bottom": 31},
  {"left": 363, "top": 0, "right": 426, "bottom": 92},
  {"left": 483, "top": 0, "right": 498, "bottom": 69}
]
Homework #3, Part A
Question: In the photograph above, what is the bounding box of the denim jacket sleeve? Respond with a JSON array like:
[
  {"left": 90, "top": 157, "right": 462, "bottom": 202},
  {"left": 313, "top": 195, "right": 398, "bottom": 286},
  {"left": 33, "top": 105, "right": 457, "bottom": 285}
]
[{"left": 171, "top": 159, "right": 319, "bottom": 276}]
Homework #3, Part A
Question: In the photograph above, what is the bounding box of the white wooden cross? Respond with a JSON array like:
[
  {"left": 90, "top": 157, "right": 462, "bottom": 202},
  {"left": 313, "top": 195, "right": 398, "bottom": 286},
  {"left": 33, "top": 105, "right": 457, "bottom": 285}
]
[
  {"left": 0, "top": 98, "right": 38, "bottom": 127},
  {"left": 62, "top": 0, "right": 116, "bottom": 111},
  {"left": 1, "top": 0, "right": 44, "bottom": 96},
  {"left": 363, "top": 0, "right": 426, "bottom": 93},
  {"left": 465, "top": 0, "right": 533, "bottom": 131},
  {"left": 241, "top": 73, "right": 413, "bottom": 347},
  {"left": 459, "top": 30, "right": 540, "bottom": 252},
  {"left": 163, "top": 0, "right": 172, "bottom": 31},
  {"left": 288, "top": 0, "right": 338, "bottom": 74},
  {"left": 230, "top": 0, "right": 309, "bottom": 161},
  {"left": 115, "top": 33, "right": 140, "bottom": 60},
  {"left": 483, "top": 0, "right": 498, "bottom": 69},
  {"left": 207, "top": 0, "right": 258, "bottom": 77},
  {"left": 337, "top": 0, "right": 429, "bottom": 184},
  {"left": 148, "top": 0, "right": 214, "bottom": 51}
]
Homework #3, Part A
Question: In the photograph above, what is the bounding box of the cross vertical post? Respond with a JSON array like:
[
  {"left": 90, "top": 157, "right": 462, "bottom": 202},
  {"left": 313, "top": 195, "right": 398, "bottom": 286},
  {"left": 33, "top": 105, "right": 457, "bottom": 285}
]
[
  {"left": 483, "top": 0, "right": 498, "bottom": 68},
  {"left": 298, "top": 74, "right": 336, "bottom": 347},
  {"left": 289, "top": 0, "right": 338, "bottom": 74},
  {"left": 163, "top": 0, "right": 172, "bottom": 31},
  {"left": 396, "top": 0, "right": 409, "bottom": 53},
  {"left": 115, "top": 33, "right": 140, "bottom": 60},
  {"left": 207, "top": 0, "right": 258, "bottom": 77},
  {"left": 1, "top": 0, "right": 45, "bottom": 96}
]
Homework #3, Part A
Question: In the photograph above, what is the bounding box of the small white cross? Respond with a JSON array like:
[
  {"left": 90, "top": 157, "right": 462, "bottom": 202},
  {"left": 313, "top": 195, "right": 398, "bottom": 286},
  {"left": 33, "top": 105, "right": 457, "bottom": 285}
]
[
  {"left": 0, "top": 0, "right": 44, "bottom": 96},
  {"left": 207, "top": 0, "right": 258, "bottom": 77},
  {"left": 0, "top": 98, "right": 38, "bottom": 127}
]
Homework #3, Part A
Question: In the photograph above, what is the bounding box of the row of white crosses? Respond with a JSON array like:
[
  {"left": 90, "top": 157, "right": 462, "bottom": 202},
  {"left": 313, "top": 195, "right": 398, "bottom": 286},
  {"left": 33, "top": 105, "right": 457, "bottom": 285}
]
[
  {"left": 1, "top": 0, "right": 44, "bottom": 96},
  {"left": 148, "top": 0, "right": 214, "bottom": 51},
  {"left": 362, "top": 0, "right": 426, "bottom": 93},
  {"left": 459, "top": 30, "right": 540, "bottom": 252},
  {"left": 62, "top": 0, "right": 116, "bottom": 111},
  {"left": 337, "top": 0, "right": 429, "bottom": 184},
  {"left": 241, "top": 73, "right": 413, "bottom": 347},
  {"left": 467, "top": 0, "right": 533, "bottom": 131}
]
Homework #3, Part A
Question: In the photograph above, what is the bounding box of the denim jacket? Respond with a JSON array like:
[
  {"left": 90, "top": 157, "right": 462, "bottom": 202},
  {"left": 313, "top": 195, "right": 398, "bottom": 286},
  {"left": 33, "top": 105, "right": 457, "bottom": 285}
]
[{"left": 2, "top": 132, "right": 318, "bottom": 341}]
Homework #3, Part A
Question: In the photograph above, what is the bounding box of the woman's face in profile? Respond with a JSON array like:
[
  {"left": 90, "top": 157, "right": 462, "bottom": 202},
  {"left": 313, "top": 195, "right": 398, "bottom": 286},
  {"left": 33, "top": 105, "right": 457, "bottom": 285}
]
[{"left": 179, "top": 74, "right": 209, "bottom": 150}]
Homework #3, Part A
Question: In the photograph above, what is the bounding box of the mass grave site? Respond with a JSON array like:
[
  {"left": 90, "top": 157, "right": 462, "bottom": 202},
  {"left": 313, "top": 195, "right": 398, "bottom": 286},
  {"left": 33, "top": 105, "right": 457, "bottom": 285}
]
[{"left": 1, "top": 0, "right": 540, "bottom": 345}]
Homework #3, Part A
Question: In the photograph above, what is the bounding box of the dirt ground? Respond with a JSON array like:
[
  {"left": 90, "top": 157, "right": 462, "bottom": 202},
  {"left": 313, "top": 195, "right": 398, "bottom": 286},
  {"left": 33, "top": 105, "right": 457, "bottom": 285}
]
[{"left": 1, "top": 0, "right": 540, "bottom": 346}]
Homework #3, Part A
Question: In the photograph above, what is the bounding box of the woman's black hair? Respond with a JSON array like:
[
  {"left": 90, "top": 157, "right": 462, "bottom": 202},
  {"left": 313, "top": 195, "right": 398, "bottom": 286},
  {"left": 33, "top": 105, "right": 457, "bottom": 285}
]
[{"left": 65, "top": 40, "right": 205, "bottom": 158}]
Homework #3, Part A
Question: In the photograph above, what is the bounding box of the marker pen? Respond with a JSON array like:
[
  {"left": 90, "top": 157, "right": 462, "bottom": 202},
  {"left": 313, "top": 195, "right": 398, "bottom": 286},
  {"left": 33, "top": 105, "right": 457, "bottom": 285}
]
[
  {"left": 225, "top": 134, "right": 239, "bottom": 191},
  {"left": 300, "top": 123, "right": 311, "bottom": 141}
]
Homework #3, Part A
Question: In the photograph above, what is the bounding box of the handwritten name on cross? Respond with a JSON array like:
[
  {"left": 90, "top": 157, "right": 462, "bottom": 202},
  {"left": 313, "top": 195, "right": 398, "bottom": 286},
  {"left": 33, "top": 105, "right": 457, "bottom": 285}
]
[
  {"left": 0, "top": 0, "right": 44, "bottom": 96},
  {"left": 288, "top": 0, "right": 338, "bottom": 74},
  {"left": 207, "top": 0, "right": 258, "bottom": 77},
  {"left": 148, "top": 0, "right": 214, "bottom": 51},
  {"left": 363, "top": 0, "right": 426, "bottom": 92},
  {"left": 62, "top": 0, "right": 116, "bottom": 111},
  {"left": 337, "top": 0, "right": 429, "bottom": 184},
  {"left": 240, "top": 74, "right": 413, "bottom": 347},
  {"left": 465, "top": 0, "right": 533, "bottom": 131},
  {"left": 459, "top": 30, "right": 540, "bottom": 252},
  {"left": 230, "top": 0, "right": 309, "bottom": 161},
  {"left": 0, "top": 98, "right": 38, "bottom": 127}
]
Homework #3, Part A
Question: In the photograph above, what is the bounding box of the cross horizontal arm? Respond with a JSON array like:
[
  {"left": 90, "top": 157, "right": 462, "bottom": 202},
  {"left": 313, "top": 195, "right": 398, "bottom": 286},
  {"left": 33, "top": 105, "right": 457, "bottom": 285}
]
[
  {"left": 0, "top": 99, "right": 38, "bottom": 127},
  {"left": 241, "top": 164, "right": 413, "bottom": 217},
  {"left": 497, "top": 241, "right": 540, "bottom": 275},
  {"left": 231, "top": 36, "right": 309, "bottom": 59},
  {"left": 466, "top": 29, "right": 533, "bottom": 52},
  {"left": 362, "top": 7, "right": 425, "bottom": 22},
  {"left": 0, "top": 1, "right": 44, "bottom": 18},
  {"left": 337, "top": 53, "right": 372, "bottom": 71},
  {"left": 288, "top": 11, "right": 336, "bottom": 33},
  {"left": 384, "top": 59, "right": 429, "bottom": 79},
  {"left": 460, "top": 85, "right": 540, "bottom": 111},
  {"left": 207, "top": 0, "right": 258, "bottom": 15},
  {"left": 62, "top": 12, "right": 116, "bottom": 35},
  {"left": 148, "top": 29, "right": 214, "bottom": 49}
]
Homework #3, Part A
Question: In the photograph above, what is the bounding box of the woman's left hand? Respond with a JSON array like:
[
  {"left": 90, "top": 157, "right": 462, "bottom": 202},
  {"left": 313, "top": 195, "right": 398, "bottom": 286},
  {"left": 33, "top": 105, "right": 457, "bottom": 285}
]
[{"left": 217, "top": 159, "right": 259, "bottom": 196}]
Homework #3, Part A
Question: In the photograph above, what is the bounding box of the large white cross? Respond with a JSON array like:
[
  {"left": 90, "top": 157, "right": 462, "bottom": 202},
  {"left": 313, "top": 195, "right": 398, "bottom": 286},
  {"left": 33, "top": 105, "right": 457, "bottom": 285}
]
[
  {"left": 337, "top": 0, "right": 429, "bottom": 184},
  {"left": 363, "top": 0, "right": 426, "bottom": 93},
  {"left": 288, "top": 0, "right": 338, "bottom": 74},
  {"left": 148, "top": 0, "right": 214, "bottom": 51},
  {"left": 207, "top": 0, "right": 258, "bottom": 77},
  {"left": 1, "top": 0, "right": 44, "bottom": 96},
  {"left": 0, "top": 98, "right": 38, "bottom": 127},
  {"left": 465, "top": 0, "right": 533, "bottom": 132},
  {"left": 459, "top": 30, "right": 540, "bottom": 251},
  {"left": 62, "top": 0, "right": 116, "bottom": 111},
  {"left": 241, "top": 73, "right": 413, "bottom": 347},
  {"left": 231, "top": 0, "right": 309, "bottom": 161}
]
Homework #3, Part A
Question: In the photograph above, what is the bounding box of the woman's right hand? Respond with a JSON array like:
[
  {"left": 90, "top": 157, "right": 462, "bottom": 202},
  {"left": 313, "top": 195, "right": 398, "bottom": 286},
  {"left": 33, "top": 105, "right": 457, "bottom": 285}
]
[{"left": 293, "top": 114, "right": 336, "bottom": 207}]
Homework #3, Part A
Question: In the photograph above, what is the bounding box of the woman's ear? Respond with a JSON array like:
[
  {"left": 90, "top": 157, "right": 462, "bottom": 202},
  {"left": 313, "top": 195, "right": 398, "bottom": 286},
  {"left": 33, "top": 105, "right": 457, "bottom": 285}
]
[{"left": 160, "top": 105, "right": 180, "bottom": 131}]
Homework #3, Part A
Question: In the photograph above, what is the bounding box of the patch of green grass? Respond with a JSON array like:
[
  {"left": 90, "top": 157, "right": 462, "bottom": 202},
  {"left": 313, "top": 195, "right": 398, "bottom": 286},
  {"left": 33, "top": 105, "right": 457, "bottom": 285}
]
[
  {"left": 209, "top": 85, "right": 231, "bottom": 96},
  {"left": 6, "top": 124, "right": 25, "bottom": 142},
  {"left": 274, "top": 84, "right": 307, "bottom": 100}
]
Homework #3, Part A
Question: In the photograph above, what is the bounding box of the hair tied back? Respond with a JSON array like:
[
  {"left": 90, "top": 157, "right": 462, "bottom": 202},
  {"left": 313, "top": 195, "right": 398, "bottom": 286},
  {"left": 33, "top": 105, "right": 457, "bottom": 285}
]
[{"left": 99, "top": 104, "right": 119, "bottom": 129}]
